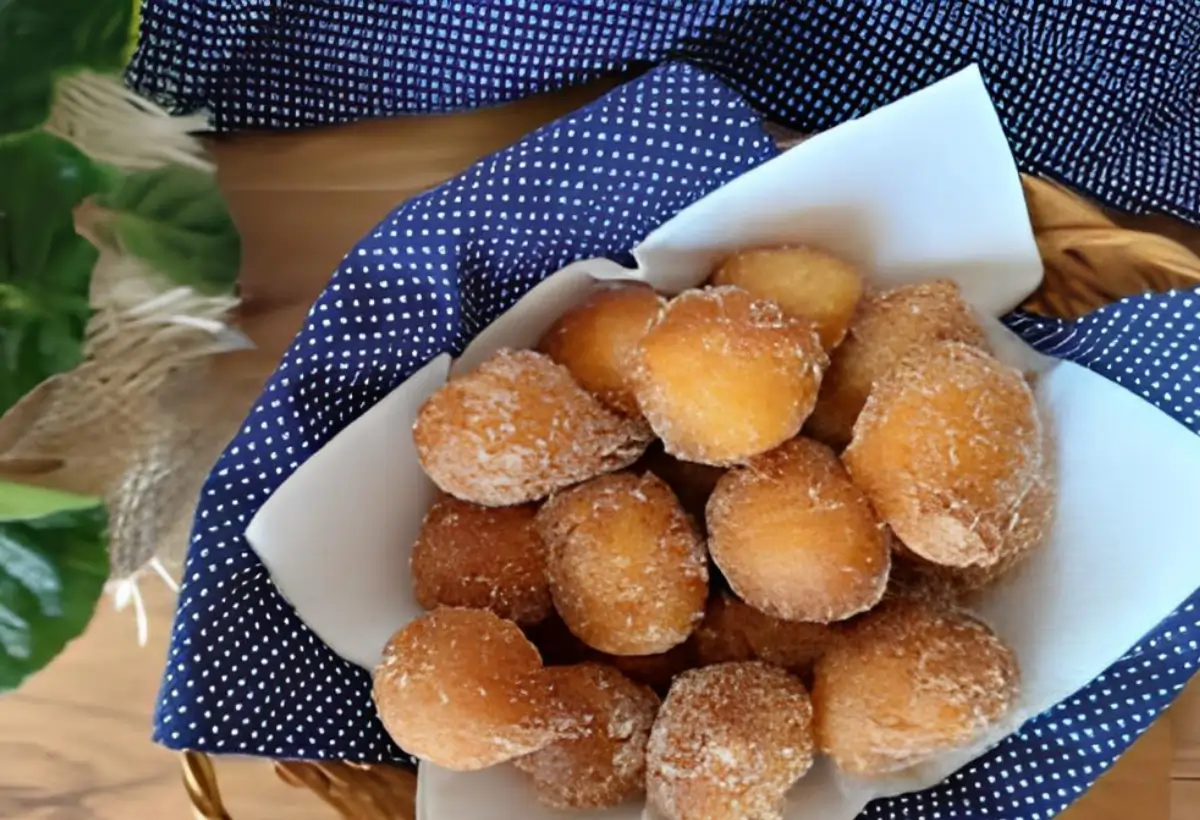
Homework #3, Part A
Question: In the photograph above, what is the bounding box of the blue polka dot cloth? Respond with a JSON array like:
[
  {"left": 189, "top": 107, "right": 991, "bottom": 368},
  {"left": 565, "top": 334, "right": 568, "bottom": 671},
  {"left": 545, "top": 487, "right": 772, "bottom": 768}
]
[
  {"left": 155, "top": 64, "right": 1200, "bottom": 819},
  {"left": 128, "top": 0, "right": 1200, "bottom": 225}
]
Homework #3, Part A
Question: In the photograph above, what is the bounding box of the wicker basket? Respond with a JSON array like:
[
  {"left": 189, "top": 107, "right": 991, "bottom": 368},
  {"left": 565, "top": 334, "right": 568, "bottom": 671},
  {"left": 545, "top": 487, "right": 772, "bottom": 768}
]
[{"left": 179, "top": 174, "right": 1200, "bottom": 820}]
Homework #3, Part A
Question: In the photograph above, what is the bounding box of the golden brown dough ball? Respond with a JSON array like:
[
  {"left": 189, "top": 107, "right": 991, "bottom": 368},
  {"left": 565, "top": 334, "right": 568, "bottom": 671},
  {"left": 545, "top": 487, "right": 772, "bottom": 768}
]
[
  {"left": 707, "top": 437, "right": 890, "bottom": 622},
  {"left": 690, "top": 593, "right": 758, "bottom": 666},
  {"left": 889, "top": 444, "right": 1057, "bottom": 603},
  {"left": 692, "top": 593, "right": 834, "bottom": 680},
  {"left": 843, "top": 341, "right": 1047, "bottom": 569},
  {"left": 647, "top": 662, "right": 815, "bottom": 820},
  {"left": 410, "top": 495, "right": 550, "bottom": 625},
  {"left": 538, "top": 472, "right": 708, "bottom": 656},
  {"left": 523, "top": 611, "right": 596, "bottom": 667},
  {"left": 634, "top": 287, "right": 828, "bottom": 465},
  {"left": 604, "top": 642, "right": 698, "bottom": 695},
  {"left": 537, "top": 283, "right": 665, "bottom": 417},
  {"left": 812, "top": 600, "right": 1020, "bottom": 776},
  {"left": 711, "top": 246, "right": 864, "bottom": 350},
  {"left": 805, "top": 280, "right": 989, "bottom": 449},
  {"left": 414, "top": 349, "right": 651, "bottom": 506},
  {"left": 634, "top": 441, "right": 727, "bottom": 522},
  {"left": 373, "top": 608, "right": 558, "bottom": 770},
  {"left": 515, "top": 663, "right": 660, "bottom": 809}
]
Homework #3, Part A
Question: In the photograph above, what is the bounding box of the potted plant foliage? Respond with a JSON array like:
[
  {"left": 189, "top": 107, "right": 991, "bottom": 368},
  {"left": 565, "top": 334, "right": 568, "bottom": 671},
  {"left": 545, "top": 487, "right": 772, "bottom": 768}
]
[{"left": 0, "top": 0, "right": 241, "bottom": 692}]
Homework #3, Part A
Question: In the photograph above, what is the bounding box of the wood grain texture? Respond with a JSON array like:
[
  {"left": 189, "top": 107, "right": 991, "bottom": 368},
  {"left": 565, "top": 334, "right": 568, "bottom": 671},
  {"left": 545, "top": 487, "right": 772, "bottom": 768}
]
[
  {"left": 0, "top": 82, "right": 1196, "bottom": 818},
  {"left": 1174, "top": 680, "right": 1200, "bottom": 780},
  {"left": 1173, "top": 781, "right": 1200, "bottom": 820}
]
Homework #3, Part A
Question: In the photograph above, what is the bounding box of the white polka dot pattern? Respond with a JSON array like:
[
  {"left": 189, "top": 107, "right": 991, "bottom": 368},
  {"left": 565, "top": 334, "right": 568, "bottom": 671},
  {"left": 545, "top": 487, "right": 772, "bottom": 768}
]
[
  {"left": 127, "top": 1, "right": 1200, "bottom": 223},
  {"left": 151, "top": 65, "right": 1200, "bottom": 819}
]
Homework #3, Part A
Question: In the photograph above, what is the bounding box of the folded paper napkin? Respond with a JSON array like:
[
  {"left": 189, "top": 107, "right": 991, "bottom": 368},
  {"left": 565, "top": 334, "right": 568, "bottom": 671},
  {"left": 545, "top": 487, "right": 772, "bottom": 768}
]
[
  {"left": 156, "top": 65, "right": 1200, "bottom": 819},
  {"left": 129, "top": 0, "right": 1199, "bottom": 224}
]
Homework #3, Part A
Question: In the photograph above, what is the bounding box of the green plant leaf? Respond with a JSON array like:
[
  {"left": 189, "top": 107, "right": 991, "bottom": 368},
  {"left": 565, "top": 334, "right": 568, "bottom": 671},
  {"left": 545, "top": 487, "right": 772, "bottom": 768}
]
[
  {"left": 0, "top": 480, "right": 99, "bottom": 522},
  {"left": 0, "top": 503, "right": 108, "bottom": 692},
  {"left": 0, "top": 0, "right": 135, "bottom": 135},
  {"left": 92, "top": 166, "right": 241, "bottom": 295},
  {"left": 0, "top": 132, "right": 107, "bottom": 414},
  {"left": 0, "top": 74, "right": 56, "bottom": 137}
]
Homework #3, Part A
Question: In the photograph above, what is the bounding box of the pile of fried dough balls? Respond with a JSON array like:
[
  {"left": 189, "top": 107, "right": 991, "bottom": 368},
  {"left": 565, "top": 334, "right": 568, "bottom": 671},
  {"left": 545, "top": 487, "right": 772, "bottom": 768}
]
[{"left": 371, "top": 246, "right": 1054, "bottom": 819}]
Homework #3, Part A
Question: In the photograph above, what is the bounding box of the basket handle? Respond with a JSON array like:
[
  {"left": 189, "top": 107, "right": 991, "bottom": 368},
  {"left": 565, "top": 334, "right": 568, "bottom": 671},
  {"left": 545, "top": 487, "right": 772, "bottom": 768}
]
[{"left": 182, "top": 751, "right": 233, "bottom": 820}]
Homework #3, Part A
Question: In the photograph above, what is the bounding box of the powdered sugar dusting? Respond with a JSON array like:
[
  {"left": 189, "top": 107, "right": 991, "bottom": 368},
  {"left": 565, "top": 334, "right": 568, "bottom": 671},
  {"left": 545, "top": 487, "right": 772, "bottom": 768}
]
[
  {"left": 647, "top": 662, "right": 814, "bottom": 820},
  {"left": 806, "top": 280, "right": 989, "bottom": 449},
  {"left": 844, "top": 341, "right": 1047, "bottom": 569},
  {"left": 692, "top": 594, "right": 836, "bottom": 682},
  {"left": 372, "top": 608, "right": 559, "bottom": 771},
  {"left": 812, "top": 599, "right": 1020, "bottom": 777},
  {"left": 514, "top": 662, "right": 660, "bottom": 809},
  {"left": 410, "top": 495, "right": 552, "bottom": 625},
  {"left": 414, "top": 349, "right": 652, "bottom": 506},
  {"left": 707, "top": 437, "right": 891, "bottom": 623},
  {"left": 634, "top": 286, "right": 827, "bottom": 466},
  {"left": 538, "top": 472, "right": 709, "bottom": 656}
]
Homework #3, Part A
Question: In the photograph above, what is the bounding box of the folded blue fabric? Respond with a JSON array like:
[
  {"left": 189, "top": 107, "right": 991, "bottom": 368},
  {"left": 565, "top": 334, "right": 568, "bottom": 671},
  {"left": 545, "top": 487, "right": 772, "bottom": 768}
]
[
  {"left": 155, "top": 64, "right": 1199, "bottom": 819},
  {"left": 128, "top": 0, "right": 1199, "bottom": 224}
]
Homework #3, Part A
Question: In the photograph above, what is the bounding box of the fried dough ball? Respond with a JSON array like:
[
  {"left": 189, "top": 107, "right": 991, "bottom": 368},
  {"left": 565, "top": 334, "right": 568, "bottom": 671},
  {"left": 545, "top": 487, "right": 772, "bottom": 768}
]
[
  {"left": 890, "top": 447, "right": 1057, "bottom": 603},
  {"left": 410, "top": 495, "right": 550, "bottom": 625},
  {"left": 538, "top": 472, "right": 708, "bottom": 656},
  {"left": 647, "top": 662, "right": 815, "bottom": 820},
  {"left": 413, "top": 349, "right": 651, "bottom": 506},
  {"left": 634, "top": 287, "right": 827, "bottom": 465},
  {"left": 711, "top": 246, "right": 864, "bottom": 350},
  {"left": 635, "top": 441, "right": 726, "bottom": 521},
  {"left": 537, "top": 283, "right": 665, "bottom": 417},
  {"left": 812, "top": 600, "right": 1020, "bottom": 776},
  {"left": 604, "top": 642, "right": 698, "bottom": 694},
  {"left": 515, "top": 663, "right": 660, "bottom": 809},
  {"left": 689, "top": 594, "right": 758, "bottom": 666},
  {"left": 692, "top": 593, "right": 834, "bottom": 680},
  {"left": 373, "top": 608, "right": 558, "bottom": 770},
  {"left": 843, "top": 342, "right": 1047, "bottom": 569},
  {"left": 707, "top": 437, "right": 890, "bottom": 622},
  {"left": 524, "top": 611, "right": 596, "bottom": 667},
  {"left": 805, "top": 280, "right": 989, "bottom": 449}
]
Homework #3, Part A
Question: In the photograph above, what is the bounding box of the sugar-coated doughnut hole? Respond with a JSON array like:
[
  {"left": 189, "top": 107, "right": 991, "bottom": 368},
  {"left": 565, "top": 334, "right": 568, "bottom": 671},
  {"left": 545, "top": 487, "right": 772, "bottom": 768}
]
[
  {"left": 707, "top": 437, "right": 890, "bottom": 622},
  {"left": 524, "top": 611, "right": 596, "bottom": 667},
  {"left": 538, "top": 472, "right": 708, "bottom": 656},
  {"left": 372, "top": 608, "right": 559, "bottom": 770},
  {"left": 515, "top": 662, "right": 660, "bottom": 809},
  {"left": 692, "top": 593, "right": 834, "bottom": 681},
  {"left": 690, "top": 594, "right": 758, "bottom": 666},
  {"left": 634, "top": 287, "right": 828, "bottom": 465},
  {"left": 889, "top": 446, "right": 1057, "bottom": 604},
  {"left": 711, "top": 246, "right": 864, "bottom": 350},
  {"left": 647, "top": 662, "right": 815, "bottom": 820},
  {"left": 537, "top": 283, "right": 665, "bottom": 417},
  {"left": 414, "top": 349, "right": 651, "bottom": 506},
  {"left": 634, "top": 440, "right": 726, "bottom": 522},
  {"left": 411, "top": 495, "right": 551, "bottom": 625},
  {"left": 844, "top": 341, "right": 1046, "bottom": 569},
  {"left": 527, "top": 613, "right": 699, "bottom": 694},
  {"left": 812, "top": 599, "right": 1020, "bottom": 776},
  {"left": 604, "top": 642, "right": 698, "bottom": 695},
  {"left": 805, "top": 280, "right": 989, "bottom": 449}
]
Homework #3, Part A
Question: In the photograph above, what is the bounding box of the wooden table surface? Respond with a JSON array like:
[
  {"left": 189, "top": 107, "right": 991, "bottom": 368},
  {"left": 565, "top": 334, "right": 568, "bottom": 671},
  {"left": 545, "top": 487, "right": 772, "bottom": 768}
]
[{"left": 2, "top": 81, "right": 1198, "bottom": 819}]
